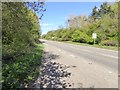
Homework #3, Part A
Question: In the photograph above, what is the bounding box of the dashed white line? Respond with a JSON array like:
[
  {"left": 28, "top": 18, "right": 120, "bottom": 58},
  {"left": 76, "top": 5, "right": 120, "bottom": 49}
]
[
  {"left": 58, "top": 49, "right": 61, "bottom": 52},
  {"left": 70, "top": 54, "right": 75, "bottom": 57},
  {"left": 69, "top": 45, "right": 118, "bottom": 59},
  {"left": 108, "top": 71, "right": 112, "bottom": 74},
  {"left": 98, "top": 53, "right": 118, "bottom": 59},
  {"left": 81, "top": 49, "right": 91, "bottom": 53}
]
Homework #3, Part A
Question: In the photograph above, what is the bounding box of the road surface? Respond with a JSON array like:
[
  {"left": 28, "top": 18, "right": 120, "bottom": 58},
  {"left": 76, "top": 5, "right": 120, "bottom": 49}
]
[{"left": 40, "top": 39, "right": 118, "bottom": 88}]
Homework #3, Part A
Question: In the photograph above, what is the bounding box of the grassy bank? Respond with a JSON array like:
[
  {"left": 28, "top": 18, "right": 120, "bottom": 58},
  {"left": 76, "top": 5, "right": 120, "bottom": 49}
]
[
  {"left": 61, "top": 41, "right": 118, "bottom": 51},
  {"left": 2, "top": 44, "right": 43, "bottom": 89}
]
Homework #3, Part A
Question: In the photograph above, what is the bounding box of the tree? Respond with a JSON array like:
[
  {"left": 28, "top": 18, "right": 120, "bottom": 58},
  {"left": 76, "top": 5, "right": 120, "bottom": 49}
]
[
  {"left": 2, "top": 2, "right": 46, "bottom": 89},
  {"left": 91, "top": 6, "right": 99, "bottom": 21},
  {"left": 42, "top": 2, "right": 118, "bottom": 46},
  {"left": 99, "top": 2, "right": 112, "bottom": 17}
]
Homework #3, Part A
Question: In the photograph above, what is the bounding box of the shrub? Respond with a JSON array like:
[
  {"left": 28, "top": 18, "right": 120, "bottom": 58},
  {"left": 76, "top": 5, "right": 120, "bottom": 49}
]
[
  {"left": 100, "top": 40, "right": 118, "bottom": 46},
  {"left": 2, "top": 44, "right": 43, "bottom": 89}
]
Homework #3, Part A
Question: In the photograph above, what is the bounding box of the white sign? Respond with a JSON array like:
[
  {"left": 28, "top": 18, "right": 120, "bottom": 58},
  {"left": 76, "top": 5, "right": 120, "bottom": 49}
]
[{"left": 92, "top": 33, "right": 97, "bottom": 39}]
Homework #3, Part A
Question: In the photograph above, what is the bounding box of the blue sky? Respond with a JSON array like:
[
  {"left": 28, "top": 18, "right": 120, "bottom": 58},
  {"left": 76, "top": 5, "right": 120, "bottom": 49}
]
[{"left": 38, "top": 2, "right": 103, "bottom": 35}]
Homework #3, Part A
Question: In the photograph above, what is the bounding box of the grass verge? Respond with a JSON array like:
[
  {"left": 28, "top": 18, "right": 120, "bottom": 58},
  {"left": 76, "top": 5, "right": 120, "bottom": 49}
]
[{"left": 2, "top": 44, "right": 43, "bottom": 89}]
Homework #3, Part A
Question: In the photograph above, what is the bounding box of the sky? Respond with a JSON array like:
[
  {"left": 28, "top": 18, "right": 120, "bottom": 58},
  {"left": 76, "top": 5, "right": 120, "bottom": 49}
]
[{"left": 38, "top": 2, "right": 104, "bottom": 35}]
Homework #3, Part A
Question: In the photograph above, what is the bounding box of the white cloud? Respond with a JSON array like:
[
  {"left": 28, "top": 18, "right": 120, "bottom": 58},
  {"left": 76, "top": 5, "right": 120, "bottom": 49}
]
[
  {"left": 40, "top": 23, "right": 54, "bottom": 26},
  {"left": 64, "top": 16, "right": 68, "bottom": 19},
  {"left": 41, "top": 26, "right": 59, "bottom": 35}
]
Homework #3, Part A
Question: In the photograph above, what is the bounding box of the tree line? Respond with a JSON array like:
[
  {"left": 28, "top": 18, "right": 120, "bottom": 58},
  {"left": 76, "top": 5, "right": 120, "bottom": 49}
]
[
  {"left": 42, "top": 2, "right": 118, "bottom": 46},
  {"left": 2, "top": 2, "right": 45, "bottom": 89}
]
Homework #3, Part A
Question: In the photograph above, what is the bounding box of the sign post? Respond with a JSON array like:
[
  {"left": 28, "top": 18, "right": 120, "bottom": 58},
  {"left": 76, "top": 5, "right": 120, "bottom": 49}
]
[{"left": 92, "top": 33, "right": 97, "bottom": 46}]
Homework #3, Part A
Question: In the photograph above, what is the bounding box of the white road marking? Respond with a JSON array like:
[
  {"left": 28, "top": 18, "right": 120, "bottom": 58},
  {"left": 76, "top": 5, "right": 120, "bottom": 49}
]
[
  {"left": 69, "top": 45, "right": 117, "bottom": 59},
  {"left": 70, "top": 54, "right": 75, "bottom": 57},
  {"left": 45, "top": 40, "right": 118, "bottom": 59},
  {"left": 109, "top": 71, "right": 112, "bottom": 74},
  {"left": 98, "top": 53, "right": 118, "bottom": 59},
  {"left": 81, "top": 49, "right": 91, "bottom": 53},
  {"left": 58, "top": 49, "right": 61, "bottom": 52},
  {"left": 69, "top": 46, "right": 91, "bottom": 53}
]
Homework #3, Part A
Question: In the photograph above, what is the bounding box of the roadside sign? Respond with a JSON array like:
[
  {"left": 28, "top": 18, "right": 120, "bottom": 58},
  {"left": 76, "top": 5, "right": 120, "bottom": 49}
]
[
  {"left": 92, "top": 33, "right": 97, "bottom": 46},
  {"left": 92, "top": 33, "right": 97, "bottom": 39}
]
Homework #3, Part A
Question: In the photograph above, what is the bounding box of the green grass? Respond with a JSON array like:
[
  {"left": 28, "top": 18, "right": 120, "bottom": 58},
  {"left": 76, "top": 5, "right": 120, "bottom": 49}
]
[
  {"left": 2, "top": 43, "right": 44, "bottom": 89},
  {"left": 61, "top": 41, "right": 118, "bottom": 51}
]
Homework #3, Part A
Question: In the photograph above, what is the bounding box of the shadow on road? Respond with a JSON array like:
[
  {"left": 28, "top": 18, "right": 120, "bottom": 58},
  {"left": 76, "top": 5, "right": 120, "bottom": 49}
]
[{"left": 40, "top": 52, "right": 73, "bottom": 88}]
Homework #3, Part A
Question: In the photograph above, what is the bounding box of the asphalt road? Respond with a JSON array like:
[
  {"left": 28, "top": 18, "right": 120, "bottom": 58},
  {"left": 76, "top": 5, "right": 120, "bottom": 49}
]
[{"left": 41, "top": 39, "right": 118, "bottom": 88}]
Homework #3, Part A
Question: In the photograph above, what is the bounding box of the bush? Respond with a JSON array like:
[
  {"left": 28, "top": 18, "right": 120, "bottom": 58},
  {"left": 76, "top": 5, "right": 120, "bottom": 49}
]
[
  {"left": 100, "top": 40, "right": 118, "bottom": 46},
  {"left": 2, "top": 44, "right": 43, "bottom": 89},
  {"left": 71, "top": 30, "right": 92, "bottom": 43},
  {"left": 2, "top": 2, "right": 39, "bottom": 61},
  {"left": 71, "top": 29, "right": 81, "bottom": 42},
  {"left": 2, "top": 2, "right": 43, "bottom": 89}
]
